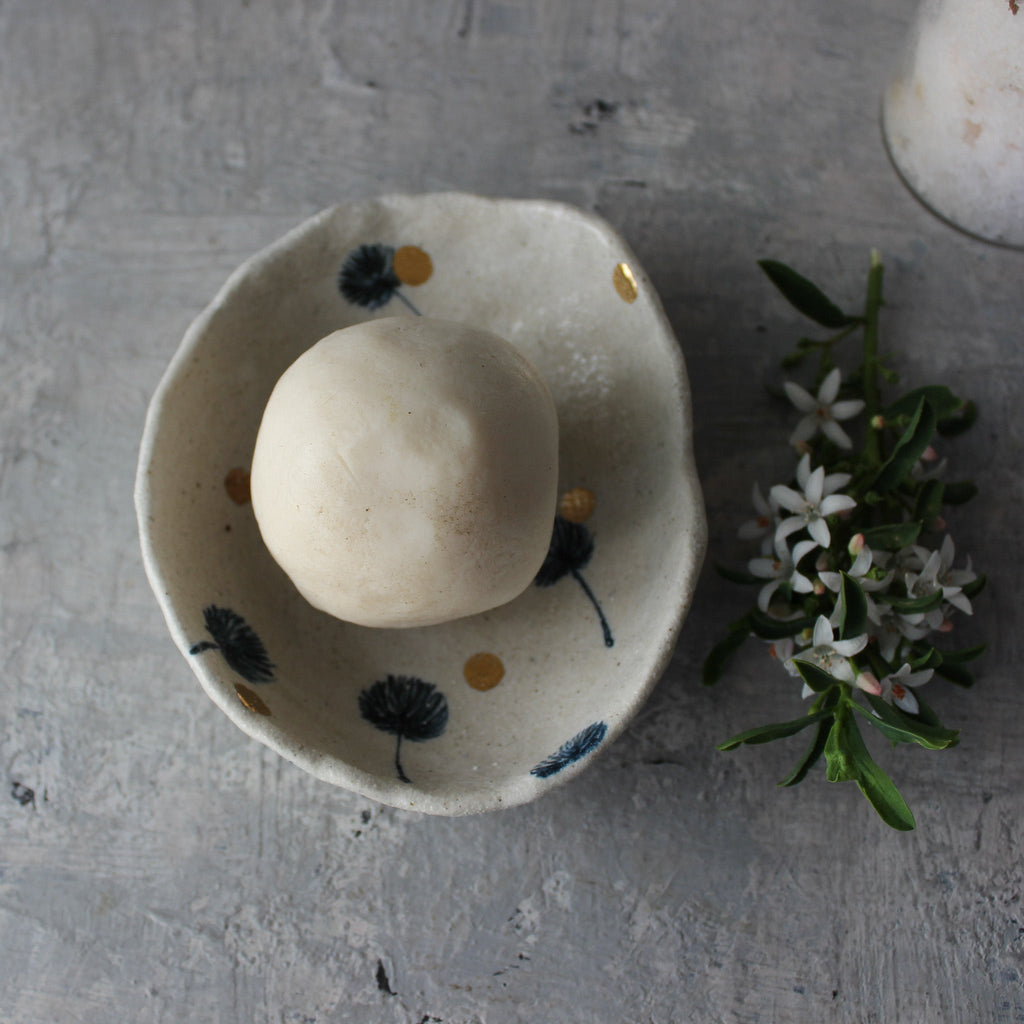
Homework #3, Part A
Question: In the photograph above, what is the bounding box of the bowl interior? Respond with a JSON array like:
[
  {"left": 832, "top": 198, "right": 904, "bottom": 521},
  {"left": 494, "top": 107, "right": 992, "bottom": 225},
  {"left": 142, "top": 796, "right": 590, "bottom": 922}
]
[{"left": 137, "top": 194, "right": 706, "bottom": 814}]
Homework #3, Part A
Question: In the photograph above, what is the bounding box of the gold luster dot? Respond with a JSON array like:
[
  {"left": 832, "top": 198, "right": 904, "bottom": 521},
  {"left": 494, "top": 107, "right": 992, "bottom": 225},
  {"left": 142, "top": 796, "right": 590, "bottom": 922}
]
[
  {"left": 464, "top": 652, "right": 505, "bottom": 691},
  {"left": 393, "top": 245, "right": 433, "bottom": 286},
  {"left": 559, "top": 487, "right": 596, "bottom": 523},
  {"left": 235, "top": 683, "right": 271, "bottom": 716},
  {"left": 225, "top": 467, "right": 251, "bottom": 505},
  {"left": 613, "top": 261, "right": 638, "bottom": 303}
]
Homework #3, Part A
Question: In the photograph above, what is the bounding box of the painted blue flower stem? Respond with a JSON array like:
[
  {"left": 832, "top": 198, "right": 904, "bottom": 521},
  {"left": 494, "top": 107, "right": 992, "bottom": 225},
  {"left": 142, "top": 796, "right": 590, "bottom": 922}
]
[
  {"left": 394, "top": 290, "right": 422, "bottom": 316},
  {"left": 572, "top": 568, "right": 614, "bottom": 647},
  {"left": 395, "top": 734, "right": 411, "bottom": 784}
]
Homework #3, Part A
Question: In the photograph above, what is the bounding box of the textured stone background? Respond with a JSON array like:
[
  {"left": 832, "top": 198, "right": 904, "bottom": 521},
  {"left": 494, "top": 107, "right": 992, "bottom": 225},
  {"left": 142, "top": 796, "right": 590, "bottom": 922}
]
[{"left": 2, "top": 1, "right": 1023, "bottom": 1021}]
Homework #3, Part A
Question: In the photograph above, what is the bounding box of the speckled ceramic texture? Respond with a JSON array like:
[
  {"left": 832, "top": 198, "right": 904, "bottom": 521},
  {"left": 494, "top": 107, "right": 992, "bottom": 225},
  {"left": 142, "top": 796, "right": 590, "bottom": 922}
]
[{"left": 135, "top": 193, "right": 706, "bottom": 815}]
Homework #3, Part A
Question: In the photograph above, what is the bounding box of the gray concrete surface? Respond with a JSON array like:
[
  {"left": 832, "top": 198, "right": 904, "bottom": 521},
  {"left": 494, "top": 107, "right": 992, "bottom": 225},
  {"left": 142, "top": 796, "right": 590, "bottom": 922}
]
[{"left": 2, "top": 1, "right": 1022, "bottom": 1021}]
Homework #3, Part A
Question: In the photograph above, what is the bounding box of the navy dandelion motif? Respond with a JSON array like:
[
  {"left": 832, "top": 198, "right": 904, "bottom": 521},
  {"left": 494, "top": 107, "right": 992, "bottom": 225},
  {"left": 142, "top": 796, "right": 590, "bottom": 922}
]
[
  {"left": 358, "top": 674, "right": 449, "bottom": 784},
  {"left": 338, "top": 243, "right": 428, "bottom": 315},
  {"left": 189, "top": 605, "right": 275, "bottom": 683},
  {"left": 535, "top": 515, "right": 614, "bottom": 647},
  {"left": 531, "top": 721, "right": 608, "bottom": 778}
]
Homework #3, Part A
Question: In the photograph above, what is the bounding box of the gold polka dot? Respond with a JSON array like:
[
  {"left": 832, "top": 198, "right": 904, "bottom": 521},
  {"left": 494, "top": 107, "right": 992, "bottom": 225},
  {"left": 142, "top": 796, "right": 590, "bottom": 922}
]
[
  {"left": 613, "top": 261, "right": 638, "bottom": 303},
  {"left": 235, "top": 683, "right": 271, "bottom": 716},
  {"left": 559, "top": 487, "right": 596, "bottom": 524},
  {"left": 225, "top": 467, "right": 251, "bottom": 505},
  {"left": 393, "top": 245, "right": 433, "bottom": 286},
  {"left": 464, "top": 652, "right": 505, "bottom": 691}
]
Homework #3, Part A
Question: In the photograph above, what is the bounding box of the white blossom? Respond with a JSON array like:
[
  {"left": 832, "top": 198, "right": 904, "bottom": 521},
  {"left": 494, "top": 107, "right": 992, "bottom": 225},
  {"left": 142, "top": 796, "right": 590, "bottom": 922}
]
[
  {"left": 738, "top": 482, "right": 778, "bottom": 555},
  {"left": 772, "top": 453, "right": 857, "bottom": 549},
  {"left": 790, "top": 615, "right": 868, "bottom": 696},
  {"left": 904, "top": 535, "right": 976, "bottom": 619},
  {"left": 749, "top": 536, "right": 817, "bottom": 613},
  {"left": 873, "top": 608, "right": 930, "bottom": 664},
  {"left": 784, "top": 367, "right": 865, "bottom": 449},
  {"left": 877, "top": 663, "right": 935, "bottom": 714},
  {"left": 819, "top": 539, "right": 893, "bottom": 625},
  {"left": 766, "top": 636, "right": 803, "bottom": 678}
]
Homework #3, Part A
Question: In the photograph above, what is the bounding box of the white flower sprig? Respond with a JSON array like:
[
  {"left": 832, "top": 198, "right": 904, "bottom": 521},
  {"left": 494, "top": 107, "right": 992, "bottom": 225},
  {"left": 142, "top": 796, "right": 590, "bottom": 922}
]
[{"left": 708, "top": 253, "right": 984, "bottom": 831}]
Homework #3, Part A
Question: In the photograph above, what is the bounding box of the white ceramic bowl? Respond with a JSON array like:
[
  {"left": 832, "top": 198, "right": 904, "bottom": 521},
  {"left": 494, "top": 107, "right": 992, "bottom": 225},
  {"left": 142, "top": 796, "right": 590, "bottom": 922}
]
[{"left": 136, "top": 193, "right": 706, "bottom": 815}]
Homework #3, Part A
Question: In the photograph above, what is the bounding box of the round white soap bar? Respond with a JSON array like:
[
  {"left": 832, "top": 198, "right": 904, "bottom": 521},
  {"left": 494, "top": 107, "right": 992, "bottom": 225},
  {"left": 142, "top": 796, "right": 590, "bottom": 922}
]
[{"left": 250, "top": 317, "right": 559, "bottom": 628}]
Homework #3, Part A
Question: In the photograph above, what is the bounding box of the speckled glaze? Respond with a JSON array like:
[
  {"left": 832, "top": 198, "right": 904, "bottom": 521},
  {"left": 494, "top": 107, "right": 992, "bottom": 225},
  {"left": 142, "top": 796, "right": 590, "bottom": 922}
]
[{"left": 135, "top": 193, "right": 706, "bottom": 815}]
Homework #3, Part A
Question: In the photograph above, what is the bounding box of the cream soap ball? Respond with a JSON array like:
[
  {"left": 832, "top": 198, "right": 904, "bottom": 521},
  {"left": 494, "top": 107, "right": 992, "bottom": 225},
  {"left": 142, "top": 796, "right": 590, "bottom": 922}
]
[{"left": 250, "top": 317, "right": 559, "bottom": 628}]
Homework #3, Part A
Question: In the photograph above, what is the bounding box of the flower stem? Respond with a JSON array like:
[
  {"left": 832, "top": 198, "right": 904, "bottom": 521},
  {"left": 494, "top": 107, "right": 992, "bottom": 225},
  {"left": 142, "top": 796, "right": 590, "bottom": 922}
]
[
  {"left": 394, "top": 734, "right": 411, "bottom": 784},
  {"left": 395, "top": 290, "right": 422, "bottom": 316},
  {"left": 862, "top": 249, "right": 885, "bottom": 467},
  {"left": 571, "top": 568, "right": 615, "bottom": 647}
]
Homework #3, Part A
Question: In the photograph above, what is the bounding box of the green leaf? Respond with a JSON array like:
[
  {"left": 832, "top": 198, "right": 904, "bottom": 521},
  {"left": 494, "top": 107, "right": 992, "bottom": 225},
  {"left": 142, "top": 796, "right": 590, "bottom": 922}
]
[
  {"left": 758, "top": 260, "right": 855, "bottom": 329},
  {"left": 714, "top": 562, "right": 765, "bottom": 585},
  {"left": 853, "top": 756, "right": 917, "bottom": 831},
  {"left": 792, "top": 658, "right": 840, "bottom": 694},
  {"left": 747, "top": 608, "right": 817, "bottom": 640},
  {"left": 813, "top": 686, "right": 842, "bottom": 715},
  {"left": 835, "top": 573, "right": 869, "bottom": 640},
  {"left": 939, "top": 643, "right": 986, "bottom": 665},
  {"left": 937, "top": 399, "right": 978, "bottom": 438},
  {"left": 856, "top": 697, "right": 960, "bottom": 750},
  {"left": 907, "top": 645, "right": 943, "bottom": 671},
  {"left": 913, "top": 479, "right": 945, "bottom": 530},
  {"left": 877, "top": 589, "right": 945, "bottom": 615},
  {"left": 961, "top": 573, "right": 986, "bottom": 599},
  {"left": 856, "top": 712, "right": 919, "bottom": 748},
  {"left": 910, "top": 690, "right": 942, "bottom": 728},
  {"left": 717, "top": 708, "right": 834, "bottom": 751},
  {"left": 860, "top": 521, "right": 922, "bottom": 551},
  {"left": 778, "top": 716, "right": 832, "bottom": 787},
  {"left": 703, "top": 622, "right": 750, "bottom": 685},
  {"left": 884, "top": 385, "right": 963, "bottom": 422},
  {"left": 942, "top": 480, "right": 979, "bottom": 505},
  {"left": 934, "top": 661, "right": 976, "bottom": 688},
  {"left": 826, "top": 704, "right": 916, "bottom": 830},
  {"left": 871, "top": 398, "right": 937, "bottom": 494}
]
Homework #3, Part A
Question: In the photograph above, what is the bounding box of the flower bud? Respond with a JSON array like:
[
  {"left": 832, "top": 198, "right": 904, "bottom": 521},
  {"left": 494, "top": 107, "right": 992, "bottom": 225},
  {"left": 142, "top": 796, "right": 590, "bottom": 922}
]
[
  {"left": 855, "top": 671, "right": 882, "bottom": 696},
  {"left": 870, "top": 414, "right": 886, "bottom": 430},
  {"left": 848, "top": 533, "right": 866, "bottom": 557}
]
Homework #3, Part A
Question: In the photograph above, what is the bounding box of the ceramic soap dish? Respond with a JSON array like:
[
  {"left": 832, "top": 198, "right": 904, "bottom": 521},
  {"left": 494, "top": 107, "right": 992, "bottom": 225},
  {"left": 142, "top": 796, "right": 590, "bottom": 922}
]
[{"left": 135, "top": 193, "right": 706, "bottom": 814}]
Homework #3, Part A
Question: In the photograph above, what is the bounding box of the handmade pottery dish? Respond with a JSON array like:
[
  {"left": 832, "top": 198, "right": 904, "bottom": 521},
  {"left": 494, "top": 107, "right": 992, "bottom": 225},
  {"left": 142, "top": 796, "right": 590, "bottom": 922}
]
[{"left": 135, "top": 193, "right": 706, "bottom": 815}]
